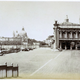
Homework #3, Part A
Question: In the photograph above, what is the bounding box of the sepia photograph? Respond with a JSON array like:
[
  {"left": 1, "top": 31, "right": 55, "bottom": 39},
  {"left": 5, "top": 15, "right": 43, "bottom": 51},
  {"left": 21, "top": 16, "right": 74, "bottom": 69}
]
[{"left": 0, "top": 0, "right": 80, "bottom": 79}]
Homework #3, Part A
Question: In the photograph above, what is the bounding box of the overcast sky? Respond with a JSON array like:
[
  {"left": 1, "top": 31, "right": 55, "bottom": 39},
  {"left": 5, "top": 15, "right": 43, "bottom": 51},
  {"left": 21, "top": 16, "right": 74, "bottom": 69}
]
[{"left": 0, "top": 1, "right": 80, "bottom": 41}]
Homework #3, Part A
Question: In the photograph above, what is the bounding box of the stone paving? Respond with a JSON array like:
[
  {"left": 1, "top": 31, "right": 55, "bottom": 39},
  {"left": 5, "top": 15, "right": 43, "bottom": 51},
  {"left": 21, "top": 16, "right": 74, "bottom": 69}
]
[{"left": 0, "top": 48, "right": 80, "bottom": 79}]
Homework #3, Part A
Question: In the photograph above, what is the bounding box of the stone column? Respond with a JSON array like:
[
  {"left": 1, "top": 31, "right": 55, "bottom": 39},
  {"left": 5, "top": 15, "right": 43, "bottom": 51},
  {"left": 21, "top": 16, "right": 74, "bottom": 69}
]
[
  {"left": 63, "top": 31, "right": 65, "bottom": 39},
  {"left": 79, "top": 32, "right": 80, "bottom": 38},
  {"left": 67, "top": 32, "right": 69, "bottom": 39},
  {"left": 75, "top": 31, "right": 78, "bottom": 38},
  {"left": 61, "top": 31, "right": 62, "bottom": 38},
  {"left": 60, "top": 31, "right": 62, "bottom": 38},
  {"left": 77, "top": 31, "right": 78, "bottom": 38},
  {"left": 65, "top": 31, "right": 67, "bottom": 38},
  {"left": 53, "top": 21, "right": 59, "bottom": 49},
  {"left": 70, "top": 31, "right": 73, "bottom": 38},
  {"left": 65, "top": 44, "right": 67, "bottom": 50},
  {"left": 74, "top": 32, "right": 76, "bottom": 39},
  {"left": 54, "top": 27, "right": 57, "bottom": 49}
]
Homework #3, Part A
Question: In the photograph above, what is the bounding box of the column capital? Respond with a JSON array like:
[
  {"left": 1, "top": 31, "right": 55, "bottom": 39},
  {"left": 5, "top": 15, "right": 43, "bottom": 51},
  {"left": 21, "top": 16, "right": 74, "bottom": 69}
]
[
  {"left": 62, "top": 30, "right": 65, "bottom": 32},
  {"left": 73, "top": 31, "right": 76, "bottom": 33}
]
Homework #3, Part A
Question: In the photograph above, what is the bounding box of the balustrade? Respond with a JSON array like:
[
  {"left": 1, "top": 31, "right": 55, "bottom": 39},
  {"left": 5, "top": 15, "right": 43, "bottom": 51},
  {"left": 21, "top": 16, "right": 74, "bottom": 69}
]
[
  {"left": 59, "top": 30, "right": 80, "bottom": 39},
  {"left": 75, "top": 31, "right": 78, "bottom": 38},
  {"left": 59, "top": 31, "right": 62, "bottom": 38},
  {"left": 65, "top": 32, "right": 67, "bottom": 38}
]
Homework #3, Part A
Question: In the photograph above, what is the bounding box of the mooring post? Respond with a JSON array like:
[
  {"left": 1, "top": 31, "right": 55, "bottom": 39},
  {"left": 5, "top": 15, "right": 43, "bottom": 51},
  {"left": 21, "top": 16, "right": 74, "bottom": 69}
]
[
  {"left": 5, "top": 62, "right": 7, "bottom": 77},
  {"left": 17, "top": 64, "right": 18, "bottom": 77},
  {"left": 12, "top": 63, "right": 13, "bottom": 77}
]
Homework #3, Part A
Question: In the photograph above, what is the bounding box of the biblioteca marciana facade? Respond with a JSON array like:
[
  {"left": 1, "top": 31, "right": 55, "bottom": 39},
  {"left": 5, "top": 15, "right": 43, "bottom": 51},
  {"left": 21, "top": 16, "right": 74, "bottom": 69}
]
[{"left": 53, "top": 16, "right": 80, "bottom": 50}]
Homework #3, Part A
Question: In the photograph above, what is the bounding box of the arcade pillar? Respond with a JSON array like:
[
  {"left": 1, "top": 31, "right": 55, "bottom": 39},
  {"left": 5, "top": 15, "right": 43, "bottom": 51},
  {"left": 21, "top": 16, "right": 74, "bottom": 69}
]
[
  {"left": 60, "top": 42, "right": 62, "bottom": 49},
  {"left": 65, "top": 44, "right": 67, "bottom": 50},
  {"left": 70, "top": 45, "right": 72, "bottom": 50}
]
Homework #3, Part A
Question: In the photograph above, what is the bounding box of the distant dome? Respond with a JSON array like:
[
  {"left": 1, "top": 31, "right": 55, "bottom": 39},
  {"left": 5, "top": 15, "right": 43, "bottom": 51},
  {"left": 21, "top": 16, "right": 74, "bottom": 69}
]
[{"left": 19, "top": 27, "right": 27, "bottom": 38}]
